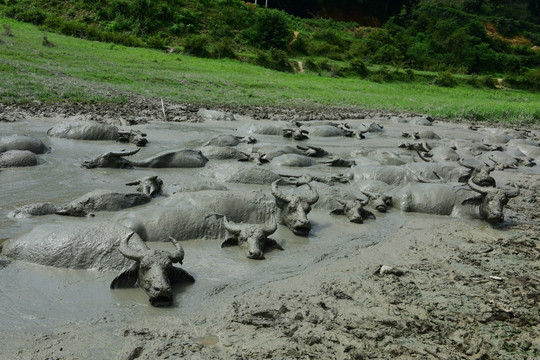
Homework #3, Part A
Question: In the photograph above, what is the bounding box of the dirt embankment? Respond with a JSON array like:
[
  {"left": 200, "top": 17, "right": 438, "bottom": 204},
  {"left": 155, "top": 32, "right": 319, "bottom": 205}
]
[{"left": 0, "top": 101, "right": 429, "bottom": 125}]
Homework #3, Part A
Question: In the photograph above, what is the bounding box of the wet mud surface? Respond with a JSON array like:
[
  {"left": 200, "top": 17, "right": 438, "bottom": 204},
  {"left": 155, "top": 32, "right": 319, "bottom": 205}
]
[{"left": 0, "top": 104, "right": 539, "bottom": 359}]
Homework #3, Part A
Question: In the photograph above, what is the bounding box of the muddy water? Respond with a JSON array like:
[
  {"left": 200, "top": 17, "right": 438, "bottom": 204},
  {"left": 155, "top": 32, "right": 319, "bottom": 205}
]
[{"left": 1, "top": 115, "right": 537, "bottom": 356}]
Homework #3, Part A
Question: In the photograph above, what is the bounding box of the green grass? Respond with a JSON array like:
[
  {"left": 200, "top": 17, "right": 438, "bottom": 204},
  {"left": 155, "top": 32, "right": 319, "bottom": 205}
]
[{"left": 0, "top": 17, "right": 539, "bottom": 124}]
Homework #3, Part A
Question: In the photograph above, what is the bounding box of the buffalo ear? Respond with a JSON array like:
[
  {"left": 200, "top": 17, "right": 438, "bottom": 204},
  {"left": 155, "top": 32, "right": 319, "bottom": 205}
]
[
  {"left": 361, "top": 209, "right": 376, "bottom": 220},
  {"left": 265, "top": 238, "right": 284, "bottom": 251},
  {"left": 330, "top": 208, "right": 345, "bottom": 215},
  {"left": 221, "top": 237, "right": 239, "bottom": 248},
  {"left": 110, "top": 263, "right": 138, "bottom": 288},
  {"left": 462, "top": 196, "right": 483, "bottom": 206},
  {"left": 169, "top": 266, "right": 195, "bottom": 284}
]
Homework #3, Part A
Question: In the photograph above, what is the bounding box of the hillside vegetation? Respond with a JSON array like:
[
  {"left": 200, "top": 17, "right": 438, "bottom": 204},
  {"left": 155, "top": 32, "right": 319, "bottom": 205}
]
[
  {"left": 0, "top": 0, "right": 538, "bottom": 92},
  {"left": 1, "top": 17, "right": 538, "bottom": 124}
]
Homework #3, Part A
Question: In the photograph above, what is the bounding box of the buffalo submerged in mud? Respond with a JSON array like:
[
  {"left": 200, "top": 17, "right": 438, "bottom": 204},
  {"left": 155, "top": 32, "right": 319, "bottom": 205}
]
[{"left": 0, "top": 107, "right": 537, "bottom": 360}]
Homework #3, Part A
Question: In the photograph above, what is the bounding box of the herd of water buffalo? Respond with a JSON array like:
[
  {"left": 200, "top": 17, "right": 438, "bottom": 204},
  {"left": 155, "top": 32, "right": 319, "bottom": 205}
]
[{"left": 1, "top": 114, "right": 538, "bottom": 306}]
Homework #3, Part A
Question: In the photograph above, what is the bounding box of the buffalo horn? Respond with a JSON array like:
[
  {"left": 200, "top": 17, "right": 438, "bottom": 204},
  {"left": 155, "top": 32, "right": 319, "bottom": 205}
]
[
  {"left": 111, "top": 148, "right": 141, "bottom": 157},
  {"left": 467, "top": 178, "right": 495, "bottom": 194},
  {"left": 168, "top": 236, "right": 185, "bottom": 264},
  {"left": 118, "top": 232, "right": 147, "bottom": 261},
  {"left": 262, "top": 215, "right": 278, "bottom": 236},
  {"left": 223, "top": 216, "right": 243, "bottom": 235},
  {"left": 271, "top": 180, "right": 292, "bottom": 203},
  {"left": 302, "top": 183, "right": 319, "bottom": 205},
  {"left": 361, "top": 190, "right": 375, "bottom": 199},
  {"left": 505, "top": 182, "right": 520, "bottom": 198}
]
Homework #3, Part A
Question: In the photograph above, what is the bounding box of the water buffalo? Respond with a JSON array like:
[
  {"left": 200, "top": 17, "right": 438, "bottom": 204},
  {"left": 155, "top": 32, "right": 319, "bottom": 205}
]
[
  {"left": 203, "top": 164, "right": 281, "bottom": 184},
  {"left": 458, "top": 159, "right": 496, "bottom": 187},
  {"left": 203, "top": 134, "right": 256, "bottom": 147},
  {"left": 283, "top": 128, "right": 309, "bottom": 140},
  {"left": 82, "top": 148, "right": 209, "bottom": 169},
  {"left": 350, "top": 162, "right": 470, "bottom": 185},
  {"left": 271, "top": 180, "right": 319, "bottom": 236},
  {"left": 1, "top": 222, "right": 193, "bottom": 307},
  {"left": 115, "top": 190, "right": 276, "bottom": 242},
  {"left": 360, "top": 191, "right": 393, "bottom": 212},
  {"left": 48, "top": 121, "right": 148, "bottom": 146},
  {"left": 0, "top": 134, "right": 50, "bottom": 154},
  {"left": 392, "top": 179, "right": 519, "bottom": 224},
  {"left": 48, "top": 121, "right": 119, "bottom": 140},
  {"left": 0, "top": 150, "right": 39, "bottom": 167},
  {"left": 111, "top": 233, "right": 194, "bottom": 307},
  {"left": 8, "top": 189, "right": 152, "bottom": 218},
  {"left": 126, "top": 175, "right": 164, "bottom": 197},
  {"left": 330, "top": 198, "right": 376, "bottom": 224},
  {"left": 221, "top": 216, "right": 282, "bottom": 259}
]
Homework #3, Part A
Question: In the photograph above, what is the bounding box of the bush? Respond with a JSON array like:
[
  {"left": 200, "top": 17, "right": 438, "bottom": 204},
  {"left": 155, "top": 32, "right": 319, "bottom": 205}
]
[
  {"left": 289, "top": 32, "right": 310, "bottom": 55},
  {"left": 249, "top": 9, "right": 291, "bottom": 50},
  {"left": 349, "top": 58, "right": 369, "bottom": 77},
  {"left": 369, "top": 66, "right": 394, "bottom": 83},
  {"left": 145, "top": 34, "right": 166, "bottom": 50},
  {"left": 303, "top": 58, "right": 320, "bottom": 72},
  {"left": 183, "top": 34, "right": 210, "bottom": 57},
  {"left": 371, "top": 44, "right": 403, "bottom": 65},
  {"left": 12, "top": 7, "right": 46, "bottom": 25},
  {"left": 434, "top": 71, "right": 457, "bottom": 87},
  {"left": 255, "top": 48, "right": 292, "bottom": 72},
  {"left": 212, "top": 38, "right": 236, "bottom": 59}
]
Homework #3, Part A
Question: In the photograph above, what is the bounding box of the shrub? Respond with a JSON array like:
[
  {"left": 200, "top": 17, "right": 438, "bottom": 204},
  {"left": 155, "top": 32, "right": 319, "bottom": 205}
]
[
  {"left": 371, "top": 44, "right": 403, "bottom": 65},
  {"left": 249, "top": 9, "right": 291, "bottom": 50},
  {"left": 434, "top": 71, "right": 457, "bottom": 87},
  {"left": 212, "top": 38, "right": 236, "bottom": 59},
  {"left": 183, "top": 34, "right": 210, "bottom": 57},
  {"left": 255, "top": 49, "right": 292, "bottom": 72},
  {"left": 145, "top": 34, "right": 166, "bottom": 50},
  {"left": 12, "top": 7, "right": 46, "bottom": 25},
  {"left": 349, "top": 58, "right": 369, "bottom": 77},
  {"left": 303, "top": 57, "right": 320, "bottom": 72},
  {"left": 289, "top": 32, "right": 310, "bottom": 55},
  {"left": 368, "top": 66, "right": 397, "bottom": 83}
]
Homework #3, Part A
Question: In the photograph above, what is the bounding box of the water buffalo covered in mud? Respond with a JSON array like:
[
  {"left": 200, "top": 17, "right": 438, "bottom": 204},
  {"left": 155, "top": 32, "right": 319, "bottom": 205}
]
[
  {"left": 330, "top": 198, "right": 376, "bottom": 224},
  {"left": 82, "top": 148, "right": 208, "bottom": 169},
  {"left": 0, "top": 134, "right": 50, "bottom": 154},
  {"left": 48, "top": 121, "right": 119, "bottom": 140},
  {"left": 8, "top": 189, "right": 153, "bottom": 218},
  {"left": 111, "top": 233, "right": 194, "bottom": 307},
  {"left": 47, "top": 121, "right": 148, "bottom": 146},
  {"left": 1, "top": 222, "right": 193, "bottom": 306},
  {"left": 392, "top": 179, "right": 519, "bottom": 224},
  {"left": 271, "top": 180, "right": 319, "bottom": 236},
  {"left": 0, "top": 150, "right": 39, "bottom": 167},
  {"left": 221, "top": 216, "right": 283, "bottom": 259}
]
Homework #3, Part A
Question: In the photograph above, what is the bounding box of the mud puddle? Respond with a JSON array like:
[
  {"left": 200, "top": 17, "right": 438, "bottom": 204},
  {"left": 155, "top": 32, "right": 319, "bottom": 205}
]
[{"left": 1, "top": 113, "right": 539, "bottom": 359}]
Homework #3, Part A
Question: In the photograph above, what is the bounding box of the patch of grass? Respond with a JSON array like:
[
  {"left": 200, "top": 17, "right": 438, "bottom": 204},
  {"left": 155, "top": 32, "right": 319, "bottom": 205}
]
[{"left": 0, "top": 17, "right": 538, "bottom": 124}]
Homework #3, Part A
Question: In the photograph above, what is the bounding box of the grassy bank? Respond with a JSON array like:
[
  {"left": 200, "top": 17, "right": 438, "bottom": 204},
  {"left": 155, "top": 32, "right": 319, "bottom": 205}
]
[{"left": 0, "top": 18, "right": 539, "bottom": 124}]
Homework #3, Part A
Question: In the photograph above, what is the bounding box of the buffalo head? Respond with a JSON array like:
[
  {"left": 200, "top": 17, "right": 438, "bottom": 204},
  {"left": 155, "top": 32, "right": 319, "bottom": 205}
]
[
  {"left": 464, "top": 178, "right": 520, "bottom": 224},
  {"left": 459, "top": 158, "right": 496, "bottom": 187},
  {"left": 126, "top": 175, "right": 164, "bottom": 197},
  {"left": 82, "top": 148, "right": 140, "bottom": 169},
  {"left": 361, "top": 191, "right": 393, "bottom": 212},
  {"left": 222, "top": 216, "right": 281, "bottom": 259},
  {"left": 111, "top": 233, "right": 194, "bottom": 307},
  {"left": 271, "top": 179, "right": 318, "bottom": 236},
  {"left": 330, "top": 198, "right": 375, "bottom": 224}
]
